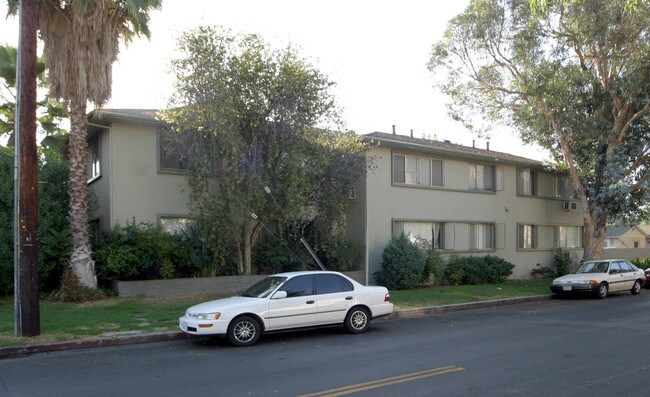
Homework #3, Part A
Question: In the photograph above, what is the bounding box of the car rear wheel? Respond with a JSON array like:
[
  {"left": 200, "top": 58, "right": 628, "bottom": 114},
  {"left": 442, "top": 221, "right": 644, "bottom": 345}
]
[
  {"left": 345, "top": 307, "right": 370, "bottom": 334},
  {"left": 597, "top": 283, "right": 608, "bottom": 299},
  {"left": 228, "top": 316, "right": 260, "bottom": 347},
  {"left": 631, "top": 280, "right": 642, "bottom": 295}
]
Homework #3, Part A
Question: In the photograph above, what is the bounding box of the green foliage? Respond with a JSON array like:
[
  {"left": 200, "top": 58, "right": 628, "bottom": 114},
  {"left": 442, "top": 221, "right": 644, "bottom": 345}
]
[
  {"left": 94, "top": 221, "right": 199, "bottom": 285},
  {"left": 430, "top": 0, "right": 650, "bottom": 253},
  {"left": 0, "top": 148, "right": 13, "bottom": 296},
  {"left": 316, "top": 234, "right": 363, "bottom": 272},
  {"left": 443, "top": 255, "right": 515, "bottom": 285},
  {"left": 631, "top": 257, "right": 650, "bottom": 269},
  {"left": 0, "top": 147, "right": 73, "bottom": 296},
  {"left": 531, "top": 248, "right": 574, "bottom": 278},
  {"left": 161, "top": 26, "right": 370, "bottom": 274},
  {"left": 374, "top": 234, "right": 426, "bottom": 290},
  {"left": 179, "top": 220, "right": 238, "bottom": 277},
  {"left": 0, "top": 45, "right": 68, "bottom": 147}
]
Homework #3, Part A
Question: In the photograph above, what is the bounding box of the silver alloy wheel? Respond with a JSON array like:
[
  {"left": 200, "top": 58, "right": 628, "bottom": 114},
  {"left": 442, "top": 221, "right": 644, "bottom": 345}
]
[
  {"left": 597, "top": 283, "right": 608, "bottom": 299},
  {"left": 233, "top": 320, "right": 256, "bottom": 343},
  {"left": 632, "top": 280, "right": 642, "bottom": 295},
  {"left": 350, "top": 309, "right": 368, "bottom": 331}
]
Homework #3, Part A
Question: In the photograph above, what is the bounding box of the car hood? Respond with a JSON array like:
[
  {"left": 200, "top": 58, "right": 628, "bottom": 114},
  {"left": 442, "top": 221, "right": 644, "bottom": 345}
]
[
  {"left": 554, "top": 273, "right": 605, "bottom": 283},
  {"left": 186, "top": 296, "right": 260, "bottom": 313}
]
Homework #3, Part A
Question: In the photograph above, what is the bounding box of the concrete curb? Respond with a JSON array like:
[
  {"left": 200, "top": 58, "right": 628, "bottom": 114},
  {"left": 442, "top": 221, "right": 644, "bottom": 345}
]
[{"left": 0, "top": 294, "right": 554, "bottom": 358}]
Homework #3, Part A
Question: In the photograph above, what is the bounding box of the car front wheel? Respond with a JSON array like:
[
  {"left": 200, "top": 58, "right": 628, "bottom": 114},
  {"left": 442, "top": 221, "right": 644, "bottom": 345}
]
[
  {"left": 597, "top": 283, "right": 608, "bottom": 299},
  {"left": 228, "top": 316, "right": 260, "bottom": 347},
  {"left": 631, "top": 280, "right": 642, "bottom": 295},
  {"left": 345, "top": 307, "right": 370, "bottom": 334}
]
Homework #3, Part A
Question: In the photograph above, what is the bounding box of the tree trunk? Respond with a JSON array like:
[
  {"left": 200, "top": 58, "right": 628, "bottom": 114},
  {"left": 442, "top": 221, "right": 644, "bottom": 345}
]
[
  {"left": 242, "top": 219, "right": 262, "bottom": 275},
  {"left": 582, "top": 206, "right": 607, "bottom": 261},
  {"left": 67, "top": 101, "right": 97, "bottom": 288}
]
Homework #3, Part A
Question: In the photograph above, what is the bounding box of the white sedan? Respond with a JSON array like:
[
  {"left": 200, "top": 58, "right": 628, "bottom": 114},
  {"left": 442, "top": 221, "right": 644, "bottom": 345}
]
[
  {"left": 550, "top": 259, "right": 645, "bottom": 299},
  {"left": 179, "top": 271, "right": 393, "bottom": 346}
]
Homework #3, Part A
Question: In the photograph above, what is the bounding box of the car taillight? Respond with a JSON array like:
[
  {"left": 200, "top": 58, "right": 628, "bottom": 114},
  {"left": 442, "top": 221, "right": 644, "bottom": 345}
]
[{"left": 384, "top": 293, "right": 390, "bottom": 302}]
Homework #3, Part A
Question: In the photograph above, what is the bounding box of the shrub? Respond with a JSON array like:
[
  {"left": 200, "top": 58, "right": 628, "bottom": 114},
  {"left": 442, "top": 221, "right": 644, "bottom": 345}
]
[
  {"left": 443, "top": 255, "right": 515, "bottom": 285},
  {"left": 417, "top": 239, "right": 444, "bottom": 285},
  {"left": 631, "top": 257, "right": 650, "bottom": 269},
  {"left": 94, "top": 221, "right": 199, "bottom": 285},
  {"left": 317, "top": 235, "right": 363, "bottom": 272},
  {"left": 374, "top": 234, "right": 426, "bottom": 290},
  {"left": 531, "top": 248, "right": 573, "bottom": 278}
]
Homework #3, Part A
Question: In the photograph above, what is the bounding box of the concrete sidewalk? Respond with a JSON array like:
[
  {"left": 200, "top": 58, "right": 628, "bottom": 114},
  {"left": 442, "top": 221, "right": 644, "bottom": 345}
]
[{"left": 0, "top": 294, "right": 553, "bottom": 359}]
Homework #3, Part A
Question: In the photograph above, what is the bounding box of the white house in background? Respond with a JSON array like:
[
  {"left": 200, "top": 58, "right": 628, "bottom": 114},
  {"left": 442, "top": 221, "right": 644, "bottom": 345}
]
[
  {"left": 604, "top": 225, "right": 650, "bottom": 249},
  {"left": 347, "top": 132, "right": 585, "bottom": 282}
]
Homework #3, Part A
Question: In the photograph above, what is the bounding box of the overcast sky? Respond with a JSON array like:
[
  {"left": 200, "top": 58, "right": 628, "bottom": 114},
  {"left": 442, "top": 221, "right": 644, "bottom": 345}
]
[{"left": 0, "top": 0, "right": 549, "bottom": 160}]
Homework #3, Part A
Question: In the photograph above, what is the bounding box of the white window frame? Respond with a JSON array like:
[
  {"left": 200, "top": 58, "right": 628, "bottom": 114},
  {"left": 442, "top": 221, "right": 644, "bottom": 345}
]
[{"left": 87, "top": 138, "right": 101, "bottom": 183}]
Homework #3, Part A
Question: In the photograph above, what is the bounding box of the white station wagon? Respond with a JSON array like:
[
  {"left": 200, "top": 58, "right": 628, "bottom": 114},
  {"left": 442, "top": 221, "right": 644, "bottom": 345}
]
[
  {"left": 179, "top": 271, "right": 393, "bottom": 346},
  {"left": 551, "top": 259, "right": 645, "bottom": 299}
]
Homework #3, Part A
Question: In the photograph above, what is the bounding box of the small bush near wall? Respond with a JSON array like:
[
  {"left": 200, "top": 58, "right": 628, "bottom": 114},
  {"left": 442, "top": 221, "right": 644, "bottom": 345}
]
[
  {"left": 631, "top": 257, "right": 650, "bottom": 269},
  {"left": 94, "top": 221, "right": 199, "bottom": 285},
  {"left": 443, "top": 255, "right": 515, "bottom": 285},
  {"left": 531, "top": 249, "right": 573, "bottom": 278},
  {"left": 374, "top": 234, "right": 426, "bottom": 290}
]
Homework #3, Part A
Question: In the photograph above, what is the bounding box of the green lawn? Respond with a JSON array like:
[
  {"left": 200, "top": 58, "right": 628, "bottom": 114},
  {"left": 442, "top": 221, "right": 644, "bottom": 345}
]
[{"left": 0, "top": 280, "right": 552, "bottom": 347}]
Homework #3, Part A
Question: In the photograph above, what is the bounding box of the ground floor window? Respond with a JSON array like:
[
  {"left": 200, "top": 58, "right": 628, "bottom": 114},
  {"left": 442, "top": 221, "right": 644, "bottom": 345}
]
[{"left": 159, "top": 216, "right": 194, "bottom": 234}]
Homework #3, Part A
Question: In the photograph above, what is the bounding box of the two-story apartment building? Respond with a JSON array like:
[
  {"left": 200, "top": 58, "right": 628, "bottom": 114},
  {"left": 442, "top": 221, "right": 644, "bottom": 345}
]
[
  {"left": 86, "top": 109, "right": 192, "bottom": 238},
  {"left": 85, "top": 109, "right": 584, "bottom": 283},
  {"left": 348, "top": 132, "right": 584, "bottom": 282}
]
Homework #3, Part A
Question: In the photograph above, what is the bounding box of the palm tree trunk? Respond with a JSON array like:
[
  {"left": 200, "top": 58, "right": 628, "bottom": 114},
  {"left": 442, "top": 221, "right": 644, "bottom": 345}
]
[{"left": 67, "top": 101, "right": 97, "bottom": 288}]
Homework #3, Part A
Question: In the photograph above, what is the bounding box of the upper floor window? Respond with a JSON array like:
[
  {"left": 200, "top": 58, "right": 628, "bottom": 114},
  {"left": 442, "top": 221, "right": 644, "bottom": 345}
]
[
  {"left": 393, "top": 153, "right": 442, "bottom": 187},
  {"left": 554, "top": 175, "right": 576, "bottom": 199},
  {"left": 159, "top": 130, "right": 188, "bottom": 172},
  {"left": 87, "top": 138, "right": 101, "bottom": 183},
  {"left": 517, "top": 168, "right": 538, "bottom": 196},
  {"left": 469, "top": 164, "right": 495, "bottom": 191}
]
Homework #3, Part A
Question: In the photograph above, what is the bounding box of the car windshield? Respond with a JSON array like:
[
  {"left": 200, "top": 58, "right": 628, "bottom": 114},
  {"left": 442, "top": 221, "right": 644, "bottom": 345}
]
[
  {"left": 576, "top": 262, "right": 609, "bottom": 274},
  {"left": 239, "top": 276, "right": 287, "bottom": 298}
]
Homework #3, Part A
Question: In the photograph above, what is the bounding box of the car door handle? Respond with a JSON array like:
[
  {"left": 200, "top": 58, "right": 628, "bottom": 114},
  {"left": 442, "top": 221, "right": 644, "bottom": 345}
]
[
  {"left": 306, "top": 300, "right": 315, "bottom": 304},
  {"left": 345, "top": 296, "right": 353, "bottom": 300}
]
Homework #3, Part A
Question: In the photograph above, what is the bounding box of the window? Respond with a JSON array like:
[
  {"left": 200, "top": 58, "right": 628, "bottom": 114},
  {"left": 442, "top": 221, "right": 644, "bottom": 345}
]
[
  {"left": 393, "top": 153, "right": 442, "bottom": 187},
  {"left": 557, "top": 226, "right": 582, "bottom": 248},
  {"left": 470, "top": 223, "right": 494, "bottom": 250},
  {"left": 87, "top": 139, "right": 101, "bottom": 183},
  {"left": 315, "top": 274, "right": 354, "bottom": 295},
  {"left": 159, "top": 130, "right": 187, "bottom": 171},
  {"left": 160, "top": 216, "right": 194, "bottom": 234},
  {"left": 469, "top": 164, "right": 494, "bottom": 191},
  {"left": 394, "top": 220, "right": 444, "bottom": 249},
  {"left": 280, "top": 275, "right": 314, "bottom": 297},
  {"left": 554, "top": 175, "right": 575, "bottom": 199},
  {"left": 519, "top": 224, "right": 537, "bottom": 249},
  {"left": 517, "top": 168, "right": 538, "bottom": 196}
]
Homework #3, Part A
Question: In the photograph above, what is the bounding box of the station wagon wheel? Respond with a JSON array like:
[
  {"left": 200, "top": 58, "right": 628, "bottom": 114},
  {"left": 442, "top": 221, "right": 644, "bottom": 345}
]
[
  {"left": 228, "top": 316, "right": 260, "bottom": 347},
  {"left": 597, "top": 283, "right": 608, "bottom": 299},
  {"left": 631, "top": 280, "right": 642, "bottom": 295},
  {"left": 345, "top": 307, "right": 370, "bottom": 334}
]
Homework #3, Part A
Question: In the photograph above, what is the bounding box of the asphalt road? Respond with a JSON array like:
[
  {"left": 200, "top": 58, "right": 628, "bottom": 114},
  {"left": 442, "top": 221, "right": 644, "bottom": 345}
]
[{"left": 1, "top": 293, "right": 650, "bottom": 397}]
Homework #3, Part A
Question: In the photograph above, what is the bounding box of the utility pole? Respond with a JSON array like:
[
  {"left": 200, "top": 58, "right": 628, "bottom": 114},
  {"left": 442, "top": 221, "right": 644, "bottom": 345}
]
[{"left": 14, "top": 0, "right": 40, "bottom": 337}]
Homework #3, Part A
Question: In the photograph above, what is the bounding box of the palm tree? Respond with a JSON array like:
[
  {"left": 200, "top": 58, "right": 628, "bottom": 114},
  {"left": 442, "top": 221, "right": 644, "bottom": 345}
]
[{"left": 8, "top": 0, "right": 162, "bottom": 288}]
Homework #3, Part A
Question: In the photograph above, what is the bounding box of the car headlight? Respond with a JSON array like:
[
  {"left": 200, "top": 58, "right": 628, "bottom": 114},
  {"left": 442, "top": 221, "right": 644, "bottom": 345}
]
[{"left": 196, "top": 313, "right": 221, "bottom": 320}]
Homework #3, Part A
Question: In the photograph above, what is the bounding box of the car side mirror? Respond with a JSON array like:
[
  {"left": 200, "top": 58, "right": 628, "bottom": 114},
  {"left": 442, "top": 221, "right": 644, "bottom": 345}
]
[{"left": 272, "top": 290, "right": 287, "bottom": 300}]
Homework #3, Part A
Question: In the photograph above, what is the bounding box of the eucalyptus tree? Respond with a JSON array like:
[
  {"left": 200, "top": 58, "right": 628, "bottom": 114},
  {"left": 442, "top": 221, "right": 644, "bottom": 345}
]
[
  {"left": 429, "top": 0, "right": 650, "bottom": 260},
  {"left": 163, "top": 27, "right": 369, "bottom": 275},
  {"left": 7, "top": 0, "right": 162, "bottom": 288}
]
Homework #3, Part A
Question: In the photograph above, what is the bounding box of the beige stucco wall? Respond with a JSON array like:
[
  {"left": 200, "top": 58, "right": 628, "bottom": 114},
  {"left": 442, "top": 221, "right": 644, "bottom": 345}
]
[
  {"left": 360, "top": 146, "right": 584, "bottom": 281},
  {"left": 619, "top": 229, "right": 647, "bottom": 248},
  {"left": 106, "top": 122, "right": 190, "bottom": 228}
]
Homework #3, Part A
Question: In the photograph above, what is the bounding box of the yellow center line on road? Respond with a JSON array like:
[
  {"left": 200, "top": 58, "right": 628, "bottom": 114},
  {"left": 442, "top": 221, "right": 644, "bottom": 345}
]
[{"left": 297, "top": 365, "right": 465, "bottom": 397}]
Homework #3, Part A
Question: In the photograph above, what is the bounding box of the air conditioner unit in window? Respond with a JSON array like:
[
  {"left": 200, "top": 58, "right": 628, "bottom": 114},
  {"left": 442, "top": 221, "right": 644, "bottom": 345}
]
[{"left": 562, "top": 201, "right": 578, "bottom": 211}]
